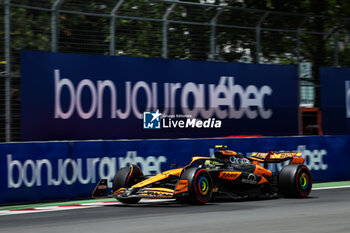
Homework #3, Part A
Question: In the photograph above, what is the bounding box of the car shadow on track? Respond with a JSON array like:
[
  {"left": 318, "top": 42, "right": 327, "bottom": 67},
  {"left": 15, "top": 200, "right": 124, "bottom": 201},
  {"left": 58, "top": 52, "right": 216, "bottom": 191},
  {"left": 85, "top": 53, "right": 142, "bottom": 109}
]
[
  {"left": 103, "top": 200, "right": 267, "bottom": 216},
  {"left": 104, "top": 196, "right": 284, "bottom": 208},
  {"left": 105, "top": 200, "right": 213, "bottom": 208}
]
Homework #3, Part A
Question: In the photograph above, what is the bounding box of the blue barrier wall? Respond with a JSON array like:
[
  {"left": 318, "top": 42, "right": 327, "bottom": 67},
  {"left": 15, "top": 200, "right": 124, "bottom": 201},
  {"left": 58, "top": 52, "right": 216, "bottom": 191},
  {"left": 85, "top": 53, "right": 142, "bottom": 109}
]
[
  {"left": 1, "top": 136, "right": 349, "bottom": 204},
  {"left": 0, "top": 142, "right": 70, "bottom": 204},
  {"left": 321, "top": 67, "right": 350, "bottom": 134},
  {"left": 21, "top": 50, "right": 299, "bottom": 140}
]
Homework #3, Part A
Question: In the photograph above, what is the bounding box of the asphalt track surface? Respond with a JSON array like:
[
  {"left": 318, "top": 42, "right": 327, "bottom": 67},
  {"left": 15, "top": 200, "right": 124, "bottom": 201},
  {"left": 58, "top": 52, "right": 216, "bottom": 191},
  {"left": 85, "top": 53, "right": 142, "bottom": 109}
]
[{"left": 1, "top": 188, "right": 350, "bottom": 233}]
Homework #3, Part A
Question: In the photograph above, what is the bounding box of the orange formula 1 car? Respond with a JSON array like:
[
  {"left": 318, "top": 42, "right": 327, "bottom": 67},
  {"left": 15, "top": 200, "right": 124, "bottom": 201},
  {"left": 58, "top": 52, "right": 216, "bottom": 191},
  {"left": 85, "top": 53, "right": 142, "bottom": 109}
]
[{"left": 92, "top": 145, "right": 312, "bottom": 204}]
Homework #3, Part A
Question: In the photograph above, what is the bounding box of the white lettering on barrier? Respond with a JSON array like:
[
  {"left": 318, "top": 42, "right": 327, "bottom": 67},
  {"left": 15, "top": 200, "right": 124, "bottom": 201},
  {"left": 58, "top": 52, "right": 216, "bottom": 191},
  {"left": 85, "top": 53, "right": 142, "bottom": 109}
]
[
  {"left": 36, "top": 159, "right": 52, "bottom": 186},
  {"left": 118, "top": 151, "right": 167, "bottom": 175},
  {"left": 346, "top": 81, "right": 350, "bottom": 118},
  {"left": 298, "top": 145, "right": 328, "bottom": 171},
  {"left": 7, "top": 152, "right": 166, "bottom": 189},
  {"left": 76, "top": 159, "right": 92, "bottom": 184},
  {"left": 54, "top": 70, "right": 273, "bottom": 120}
]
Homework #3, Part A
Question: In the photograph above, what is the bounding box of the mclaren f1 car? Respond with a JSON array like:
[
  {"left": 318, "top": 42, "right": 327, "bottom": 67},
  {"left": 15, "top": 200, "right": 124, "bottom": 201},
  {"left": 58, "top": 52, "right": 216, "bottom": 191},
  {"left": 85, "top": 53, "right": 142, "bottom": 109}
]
[{"left": 92, "top": 145, "right": 312, "bottom": 204}]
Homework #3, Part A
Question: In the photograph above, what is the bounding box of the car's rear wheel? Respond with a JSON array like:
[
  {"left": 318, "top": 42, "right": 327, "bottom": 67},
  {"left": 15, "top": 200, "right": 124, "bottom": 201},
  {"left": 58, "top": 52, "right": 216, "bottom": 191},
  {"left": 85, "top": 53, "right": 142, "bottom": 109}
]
[
  {"left": 279, "top": 164, "right": 312, "bottom": 198},
  {"left": 177, "top": 168, "right": 213, "bottom": 204},
  {"left": 112, "top": 165, "right": 143, "bottom": 204}
]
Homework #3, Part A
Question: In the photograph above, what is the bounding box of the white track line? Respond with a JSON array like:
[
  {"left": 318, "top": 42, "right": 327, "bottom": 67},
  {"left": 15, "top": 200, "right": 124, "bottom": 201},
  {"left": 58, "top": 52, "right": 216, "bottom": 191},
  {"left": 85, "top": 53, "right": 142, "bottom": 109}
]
[{"left": 0, "top": 199, "right": 172, "bottom": 216}]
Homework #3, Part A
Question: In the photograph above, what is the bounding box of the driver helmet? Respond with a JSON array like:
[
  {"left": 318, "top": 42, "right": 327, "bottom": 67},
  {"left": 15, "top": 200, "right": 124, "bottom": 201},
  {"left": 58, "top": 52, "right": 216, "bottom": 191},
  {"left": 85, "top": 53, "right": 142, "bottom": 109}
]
[{"left": 214, "top": 145, "right": 238, "bottom": 161}]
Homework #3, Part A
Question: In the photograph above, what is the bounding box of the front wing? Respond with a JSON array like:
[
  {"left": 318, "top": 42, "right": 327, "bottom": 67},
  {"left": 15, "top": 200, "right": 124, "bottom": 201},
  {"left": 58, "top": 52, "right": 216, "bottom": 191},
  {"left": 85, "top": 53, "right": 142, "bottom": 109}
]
[
  {"left": 114, "top": 187, "right": 175, "bottom": 199},
  {"left": 92, "top": 178, "right": 188, "bottom": 200}
]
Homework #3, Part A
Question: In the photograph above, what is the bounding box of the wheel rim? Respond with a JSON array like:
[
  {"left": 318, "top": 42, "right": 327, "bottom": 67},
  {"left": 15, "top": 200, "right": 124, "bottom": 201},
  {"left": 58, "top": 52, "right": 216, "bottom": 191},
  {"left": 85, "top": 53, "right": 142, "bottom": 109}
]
[
  {"left": 193, "top": 169, "right": 212, "bottom": 203},
  {"left": 299, "top": 172, "right": 310, "bottom": 191},
  {"left": 296, "top": 168, "right": 312, "bottom": 197},
  {"left": 197, "top": 176, "right": 209, "bottom": 196}
]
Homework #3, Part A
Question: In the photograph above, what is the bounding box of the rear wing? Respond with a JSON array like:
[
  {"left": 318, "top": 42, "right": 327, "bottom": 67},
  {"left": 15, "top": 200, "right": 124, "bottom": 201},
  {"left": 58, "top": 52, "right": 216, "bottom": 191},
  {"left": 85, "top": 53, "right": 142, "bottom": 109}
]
[{"left": 249, "top": 151, "right": 304, "bottom": 164}]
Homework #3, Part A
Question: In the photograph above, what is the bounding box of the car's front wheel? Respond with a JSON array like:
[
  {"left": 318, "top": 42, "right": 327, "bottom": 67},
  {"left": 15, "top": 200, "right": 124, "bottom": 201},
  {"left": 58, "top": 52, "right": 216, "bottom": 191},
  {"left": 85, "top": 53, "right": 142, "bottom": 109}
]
[
  {"left": 112, "top": 165, "right": 143, "bottom": 204},
  {"left": 177, "top": 167, "right": 213, "bottom": 204}
]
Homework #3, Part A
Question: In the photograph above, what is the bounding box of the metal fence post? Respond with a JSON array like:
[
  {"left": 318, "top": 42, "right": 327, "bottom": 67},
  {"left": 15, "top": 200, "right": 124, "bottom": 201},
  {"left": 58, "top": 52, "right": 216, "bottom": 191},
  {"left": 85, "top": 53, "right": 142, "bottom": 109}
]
[
  {"left": 4, "top": 0, "right": 11, "bottom": 142},
  {"left": 51, "top": 0, "right": 65, "bottom": 52},
  {"left": 210, "top": 8, "right": 223, "bottom": 60},
  {"left": 255, "top": 12, "right": 269, "bottom": 64},
  {"left": 162, "top": 3, "right": 177, "bottom": 59},
  {"left": 334, "top": 32, "right": 339, "bottom": 67},
  {"left": 110, "top": 0, "right": 125, "bottom": 56}
]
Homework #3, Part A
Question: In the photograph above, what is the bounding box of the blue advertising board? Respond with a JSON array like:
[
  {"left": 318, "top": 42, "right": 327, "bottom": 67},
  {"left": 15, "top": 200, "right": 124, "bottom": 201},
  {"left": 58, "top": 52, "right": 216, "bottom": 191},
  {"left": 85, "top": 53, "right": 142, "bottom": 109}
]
[
  {"left": 0, "top": 142, "right": 71, "bottom": 204},
  {"left": 320, "top": 67, "right": 350, "bottom": 135},
  {"left": 1, "top": 136, "right": 349, "bottom": 204},
  {"left": 21, "top": 50, "right": 299, "bottom": 141}
]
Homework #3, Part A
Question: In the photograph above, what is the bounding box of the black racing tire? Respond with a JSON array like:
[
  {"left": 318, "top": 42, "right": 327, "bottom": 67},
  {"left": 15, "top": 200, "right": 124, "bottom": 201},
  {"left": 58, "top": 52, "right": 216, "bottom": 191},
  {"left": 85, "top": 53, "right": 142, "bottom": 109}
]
[
  {"left": 177, "top": 168, "right": 213, "bottom": 204},
  {"left": 112, "top": 165, "right": 143, "bottom": 204},
  {"left": 279, "top": 164, "right": 312, "bottom": 198}
]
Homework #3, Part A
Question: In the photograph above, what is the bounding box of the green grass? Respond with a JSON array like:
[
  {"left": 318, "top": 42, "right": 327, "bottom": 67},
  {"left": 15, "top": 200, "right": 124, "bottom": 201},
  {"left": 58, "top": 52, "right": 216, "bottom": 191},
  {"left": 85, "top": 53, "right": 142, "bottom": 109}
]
[{"left": 312, "top": 180, "right": 350, "bottom": 188}]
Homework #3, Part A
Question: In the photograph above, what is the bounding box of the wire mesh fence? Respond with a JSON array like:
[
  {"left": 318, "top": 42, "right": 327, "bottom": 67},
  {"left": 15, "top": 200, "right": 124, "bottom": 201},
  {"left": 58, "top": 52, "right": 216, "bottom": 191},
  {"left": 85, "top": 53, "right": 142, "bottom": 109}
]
[{"left": 1, "top": 0, "right": 350, "bottom": 141}]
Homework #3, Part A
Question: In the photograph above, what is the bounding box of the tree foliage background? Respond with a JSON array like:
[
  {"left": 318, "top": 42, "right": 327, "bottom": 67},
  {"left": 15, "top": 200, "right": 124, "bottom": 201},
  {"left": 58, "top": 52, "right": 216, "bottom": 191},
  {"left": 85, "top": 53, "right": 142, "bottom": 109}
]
[{"left": 3, "top": 0, "right": 350, "bottom": 70}]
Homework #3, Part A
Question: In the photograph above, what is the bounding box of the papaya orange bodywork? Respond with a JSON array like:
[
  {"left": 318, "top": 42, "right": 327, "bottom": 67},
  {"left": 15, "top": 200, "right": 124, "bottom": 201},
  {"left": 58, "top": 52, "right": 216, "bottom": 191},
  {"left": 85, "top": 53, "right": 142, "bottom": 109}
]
[
  {"left": 174, "top": 179, "right": 189, "bottom": 194},
  {"left": 289, "top": 156, "right": 305, "bottom": 165},
  {"left": 132, "top": 168, "right": 183, "bottom": 188},
  {"left": 218, "top": 171, "right": 241, "bottom": 181},
  {"left": 253, "top": 166, "right": 272, "bottom": 177},
  {"left": 138, "top": 188, "right": 174, "bottom": 198},
  {"left": 257, "top": 176, "right": 268, "bottom": 185},
  {"left": 190, "top": 157, "right": 212, "bottom": 164}
]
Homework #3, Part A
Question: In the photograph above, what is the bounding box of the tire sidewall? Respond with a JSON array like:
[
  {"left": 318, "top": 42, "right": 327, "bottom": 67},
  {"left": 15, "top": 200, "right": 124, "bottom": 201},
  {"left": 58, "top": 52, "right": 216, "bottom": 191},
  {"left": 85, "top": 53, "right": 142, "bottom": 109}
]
[
  {"left": 179, "top": 168, "right": 212, "bottom": 204},
  {"left": 279, "top": 164, "right": 312, "bottom": 198},
  {"left": 295, "top": 166, "right": 312, "bottom": 197},
  {"left": 112, "top": 165, "right": 142, "bottom": 204},
  {"left": 112, "top": 166, "right": 132, "bottom": 192},
  {"left": 192, "top": 169, "right": 213, "bottom": 203}
]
